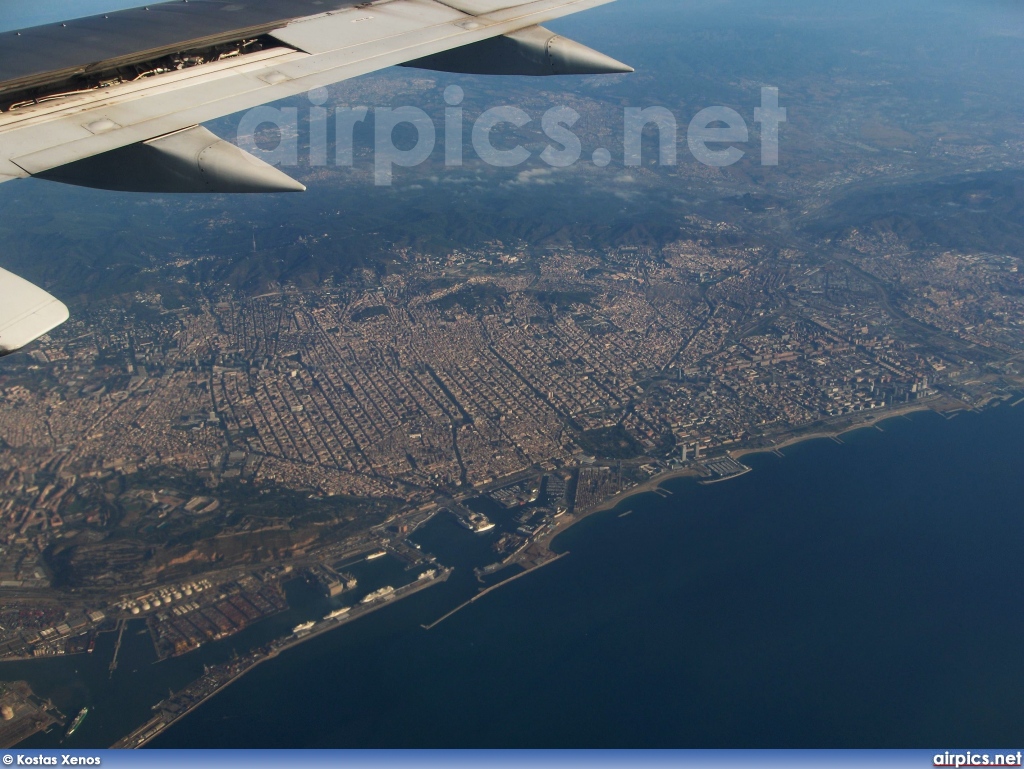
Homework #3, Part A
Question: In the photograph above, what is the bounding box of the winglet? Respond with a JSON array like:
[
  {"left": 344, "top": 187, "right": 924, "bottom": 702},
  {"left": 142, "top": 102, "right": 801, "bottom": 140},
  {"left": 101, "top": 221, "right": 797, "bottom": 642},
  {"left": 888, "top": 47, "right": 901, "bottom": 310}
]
[{"left": 0, "top": 266, "right": 69, "bottom": 357}]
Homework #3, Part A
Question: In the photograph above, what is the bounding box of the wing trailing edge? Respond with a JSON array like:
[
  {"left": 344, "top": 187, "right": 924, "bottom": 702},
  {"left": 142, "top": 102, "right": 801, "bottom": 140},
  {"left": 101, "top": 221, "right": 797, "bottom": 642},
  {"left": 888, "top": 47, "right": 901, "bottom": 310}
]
[{"left": 0, "top": 0, "right": 629, "bottom": 193}]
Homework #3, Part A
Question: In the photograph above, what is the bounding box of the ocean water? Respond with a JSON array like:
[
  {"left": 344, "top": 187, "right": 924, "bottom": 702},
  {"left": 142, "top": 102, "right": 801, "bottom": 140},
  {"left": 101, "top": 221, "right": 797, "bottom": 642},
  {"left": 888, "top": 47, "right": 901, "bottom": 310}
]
[
  {"left": 8, "top": 404, "right": 1024, "bottom": 747},
  {"left": 138, "top": 404, "right": 1024, "bottom": 748}
]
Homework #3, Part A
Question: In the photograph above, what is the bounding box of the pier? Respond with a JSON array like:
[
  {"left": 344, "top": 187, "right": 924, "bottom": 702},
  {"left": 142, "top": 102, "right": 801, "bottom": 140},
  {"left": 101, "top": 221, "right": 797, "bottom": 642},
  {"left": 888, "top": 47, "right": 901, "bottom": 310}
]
[
  {"left": 109, "top": 620, "right": 126, "bottom": 677},
  {"left": 422, "top": 552, "right": 568, "bottom": 631}
]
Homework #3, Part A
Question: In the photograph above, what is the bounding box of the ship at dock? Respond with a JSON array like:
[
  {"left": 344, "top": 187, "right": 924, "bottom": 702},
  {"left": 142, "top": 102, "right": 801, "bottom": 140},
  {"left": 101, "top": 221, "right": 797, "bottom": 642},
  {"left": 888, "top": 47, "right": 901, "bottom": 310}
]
[
  {"left": 360, "top": 586, "right": 395, "bottom": 604},
  {"left": 292, "top": 621, "right": 316, "bottom": 634},
  {"left": 323, "top": 607, "right": 351, "bottom": 620},
  {"left": 456, "top": 511, "right": 495, "bottom": 533},
  {"left": 65, "top": 707, "right": 88, "bottom": 739}
]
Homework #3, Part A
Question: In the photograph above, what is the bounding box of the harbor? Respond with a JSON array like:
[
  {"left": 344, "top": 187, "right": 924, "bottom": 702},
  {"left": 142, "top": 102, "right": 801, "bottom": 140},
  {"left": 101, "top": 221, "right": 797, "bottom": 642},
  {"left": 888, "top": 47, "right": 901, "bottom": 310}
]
[
  {"left": 3, "top": 397, "right": 1020, "bottom": 750},
  {"left": 145, "top": 403, "right": 1024, "bottom": 748},
  {"left": 111, "top": 566, "right": 451, "bottom": 749}
]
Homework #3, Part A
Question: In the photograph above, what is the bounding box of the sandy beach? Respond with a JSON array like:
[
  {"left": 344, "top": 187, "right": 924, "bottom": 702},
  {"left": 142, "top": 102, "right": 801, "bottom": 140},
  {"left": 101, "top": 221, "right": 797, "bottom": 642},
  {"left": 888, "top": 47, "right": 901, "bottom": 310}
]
[{"left": 562, "top": 399, "right": 946, "bottom": 522}]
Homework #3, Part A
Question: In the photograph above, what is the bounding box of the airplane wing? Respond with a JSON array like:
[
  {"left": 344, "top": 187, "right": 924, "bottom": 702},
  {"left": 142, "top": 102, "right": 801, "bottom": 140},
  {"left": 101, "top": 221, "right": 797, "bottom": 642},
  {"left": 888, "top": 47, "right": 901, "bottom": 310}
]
[
  {"left": 0, "top": 267, "right": 69, "bottom": 357},
  {"left": 0, "top": 0, "right": 630, "bottom": 355}
]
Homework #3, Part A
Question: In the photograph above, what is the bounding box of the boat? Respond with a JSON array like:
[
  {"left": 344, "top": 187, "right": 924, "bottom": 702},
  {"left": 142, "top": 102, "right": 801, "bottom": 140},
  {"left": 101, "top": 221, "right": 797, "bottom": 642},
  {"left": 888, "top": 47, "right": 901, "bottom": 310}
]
[
  {"left": 360, "top": 586, "right": 395, "bottom": 604},
  {"left": 461, "top": 512, "right": 495, "bottom": 533},
  {"left": 292, "top": 621, "right": 316, "bottom": 634},
  {"left": 65, "top": 707, "right": 88, "bottom": 739},
  {"left": 323, "top": 607, "right": 351, "bottom": 620},
  {"left": 365, "top": 550, "right": 387, "bottom": 561}
]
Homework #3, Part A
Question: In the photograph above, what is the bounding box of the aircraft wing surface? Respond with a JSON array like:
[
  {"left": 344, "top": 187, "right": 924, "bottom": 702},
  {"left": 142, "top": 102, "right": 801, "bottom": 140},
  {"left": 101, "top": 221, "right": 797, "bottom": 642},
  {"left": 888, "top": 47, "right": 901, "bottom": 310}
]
[
  {"left": 0, "top": 0, "right": 629, "bottom": 353},
  {"left": 0, "top": 267, "right": 69, "bottom": 357},
  {"left": 0, "top": 0, "right": 627, "bottom": 186}
]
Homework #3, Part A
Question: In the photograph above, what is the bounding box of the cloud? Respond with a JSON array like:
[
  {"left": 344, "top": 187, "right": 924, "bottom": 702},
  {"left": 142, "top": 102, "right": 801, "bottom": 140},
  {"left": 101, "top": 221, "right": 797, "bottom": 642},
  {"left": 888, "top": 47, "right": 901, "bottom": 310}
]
[{"left": 510, "top": 168, "right": 556, "bottom": 185}]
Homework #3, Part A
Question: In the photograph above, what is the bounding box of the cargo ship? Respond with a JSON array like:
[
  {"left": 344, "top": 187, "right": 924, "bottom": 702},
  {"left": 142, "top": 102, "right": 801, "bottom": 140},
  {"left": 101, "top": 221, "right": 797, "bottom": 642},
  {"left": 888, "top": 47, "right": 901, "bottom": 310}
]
[
  {"left": 292, "top": 621, "right": 316, "bottom": 634},
  {"left": 65, "top": 707, "right": 88, "bottom": 739},
  {"left": 323, "top": 607, "right": 351, "bottom": 620},
  {"left": 360, "top": 586, "right": 395, "bottom": 604}
]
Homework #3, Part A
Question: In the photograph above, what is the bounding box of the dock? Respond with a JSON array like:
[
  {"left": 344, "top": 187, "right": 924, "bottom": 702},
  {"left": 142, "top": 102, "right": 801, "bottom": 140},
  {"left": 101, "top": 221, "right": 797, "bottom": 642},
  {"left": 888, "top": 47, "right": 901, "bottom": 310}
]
[
  {"left": 112, "top": 568, "right": 451, "bottom": 748},
  {"left": 0, "top": 681, "right": 62, "bottom": 748},
  {"left": 109, "top": 619, "right": 126, "bottom": 677}
]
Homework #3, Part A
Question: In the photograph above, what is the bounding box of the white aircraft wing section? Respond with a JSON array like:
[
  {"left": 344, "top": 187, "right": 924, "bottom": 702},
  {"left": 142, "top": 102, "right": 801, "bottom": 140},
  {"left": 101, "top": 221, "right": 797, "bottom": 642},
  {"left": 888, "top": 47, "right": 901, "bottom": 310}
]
[
  {"left": 0, "top": 0, "right": 622, "bottom": 185},
  {"left": 0, "top": 267, "right": 69, "bottom": 356},
  {"left": 0, "top": 0, "right": 629, "bottom": 348}
]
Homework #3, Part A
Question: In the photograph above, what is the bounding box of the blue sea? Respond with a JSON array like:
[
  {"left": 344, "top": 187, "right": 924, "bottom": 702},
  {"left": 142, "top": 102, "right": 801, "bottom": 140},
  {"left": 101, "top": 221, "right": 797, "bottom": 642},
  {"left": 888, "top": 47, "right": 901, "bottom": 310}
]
[{"left": 9, "top": 403, "right": 1024, "bottom": 748}]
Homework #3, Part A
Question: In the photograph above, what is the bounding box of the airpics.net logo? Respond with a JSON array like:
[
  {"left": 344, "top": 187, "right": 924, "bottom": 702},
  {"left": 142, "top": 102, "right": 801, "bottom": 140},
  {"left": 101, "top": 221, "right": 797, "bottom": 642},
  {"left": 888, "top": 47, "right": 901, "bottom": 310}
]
[
  {"left": 934, "top": 752, "right": 1024, "bottom": 767},
  {"left": 233, "top": 86, "right": 787, "bottom": 186}
]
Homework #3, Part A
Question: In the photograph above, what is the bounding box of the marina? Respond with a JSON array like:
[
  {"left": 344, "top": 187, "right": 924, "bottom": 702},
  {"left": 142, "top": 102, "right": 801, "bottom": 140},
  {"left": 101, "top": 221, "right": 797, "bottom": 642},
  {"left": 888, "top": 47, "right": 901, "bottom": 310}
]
[{"left": 698, "top": 456, "right": 754, "bottom": 485}]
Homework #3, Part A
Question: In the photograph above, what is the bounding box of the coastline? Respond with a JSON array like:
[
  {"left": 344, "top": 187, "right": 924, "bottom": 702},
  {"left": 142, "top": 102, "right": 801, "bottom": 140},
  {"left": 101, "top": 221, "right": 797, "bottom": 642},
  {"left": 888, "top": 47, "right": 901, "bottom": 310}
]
[
  {"left": 137, "top": 390, "right": 1024, "bottom": 748},
  {"left": 540, "top": 399, "right": 944, "bottom": 541},
  {"left": 99, "top": 397, "right": 961, "bottom": 748},
  {"left": 728, "top": 402, "right": 937, "bottom": 461},
  {"left": 106, "top": 393, "right": 1004, "bottom": 748}
]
